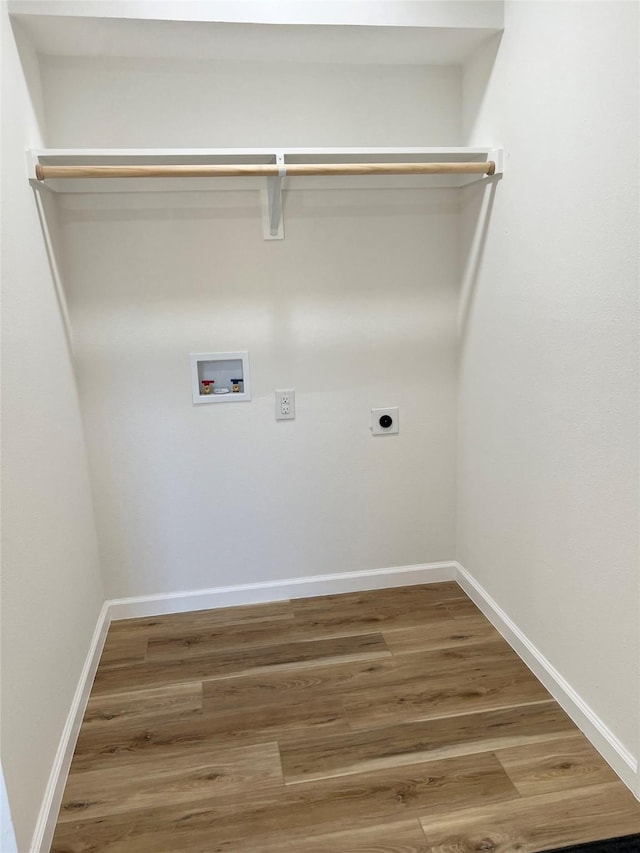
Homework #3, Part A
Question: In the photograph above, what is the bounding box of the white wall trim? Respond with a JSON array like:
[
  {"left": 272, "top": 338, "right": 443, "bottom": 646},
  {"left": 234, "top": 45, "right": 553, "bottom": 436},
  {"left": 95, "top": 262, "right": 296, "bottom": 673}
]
[
  {"left": 454, "top": 561, "right": 639, "bottom": 795},
  {"left": 30, "top": 603, "right": 111, "bottom": 853},
  {"left": 107, "top": 562, "right": 458, "bottom": 621}
]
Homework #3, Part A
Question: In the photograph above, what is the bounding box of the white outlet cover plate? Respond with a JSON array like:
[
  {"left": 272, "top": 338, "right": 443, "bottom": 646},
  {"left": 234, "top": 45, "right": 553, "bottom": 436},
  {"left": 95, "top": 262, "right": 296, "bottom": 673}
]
[
  {"left": 276, "top": 388, "right": 295, "bottom": 420},
  {"left": 371, "top": 407, "right": 399, "bottom": 435}
]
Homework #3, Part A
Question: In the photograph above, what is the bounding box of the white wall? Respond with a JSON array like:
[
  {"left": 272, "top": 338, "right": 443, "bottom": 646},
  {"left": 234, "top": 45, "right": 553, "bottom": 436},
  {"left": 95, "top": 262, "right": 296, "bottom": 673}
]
[
  {"left": 57, "top": 186, "right": 459, "bottom": 598},
  {"left": 41, "top": 58, "right": 461, "bottom": 599},
  {"left": 458, "top": 2, "right": 639, "bottom": 757},
  {"left": 40, "top": 55, "right": 460, "bottom": 148},
  {"left": 0, "top": 11, "right": 105, "bottom": 849}
]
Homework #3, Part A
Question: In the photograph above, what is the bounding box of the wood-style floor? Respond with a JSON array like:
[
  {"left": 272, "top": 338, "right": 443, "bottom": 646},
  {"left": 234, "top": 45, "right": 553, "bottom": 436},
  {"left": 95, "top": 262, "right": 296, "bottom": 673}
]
[{"left": 52, "top": 582, "right": 640, "bottom": 852}]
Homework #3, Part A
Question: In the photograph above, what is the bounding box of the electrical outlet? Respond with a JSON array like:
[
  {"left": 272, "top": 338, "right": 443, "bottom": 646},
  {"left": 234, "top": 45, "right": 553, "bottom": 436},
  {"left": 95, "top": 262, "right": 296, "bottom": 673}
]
[
  {"left": 371, "top": 407, "right": 399, "bottom": 435},
  {"left": 276, "top": 389, "right": 295, "bottom": 420}
]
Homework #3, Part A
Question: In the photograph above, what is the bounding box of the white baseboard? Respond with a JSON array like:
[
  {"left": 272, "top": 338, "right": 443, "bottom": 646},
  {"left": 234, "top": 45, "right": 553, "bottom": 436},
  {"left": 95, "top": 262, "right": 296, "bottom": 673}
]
[
  {"left": 30, "top": 603, "right": 111, "bottom": 853},
  {"left": 455, "top": 561, "right": 639, "bottom": 795},
  {"left": 107, "top": 561, "right": 458, "bottom": 621}
]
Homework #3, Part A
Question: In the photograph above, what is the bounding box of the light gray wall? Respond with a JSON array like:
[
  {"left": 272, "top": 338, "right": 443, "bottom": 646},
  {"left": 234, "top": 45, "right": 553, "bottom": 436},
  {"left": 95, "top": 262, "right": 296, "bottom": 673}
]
[
  {"left": 43, "top": 58, "right": 462, "bottom": 598},
  {"left": 40, "top": 55, "right": 461, "bottom": 148},
  {"left": 0, "top": 13, "right": 104, "bottom": 850},
  {"left": 458, "top": 1, "right": 639, "bottom": 757}
]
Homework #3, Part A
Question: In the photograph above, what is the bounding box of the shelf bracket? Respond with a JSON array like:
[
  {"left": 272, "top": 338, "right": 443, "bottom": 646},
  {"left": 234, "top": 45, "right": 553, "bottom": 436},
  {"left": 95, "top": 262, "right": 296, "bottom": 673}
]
[
  {"left": 26, "top": 149, "right": 47, "bottom": 192},
  {"left": 261, "top": 153, "right": 285, "bottom": 240},
  {"left": 488, "top": 148, "right": 504, "bottom": 176}
]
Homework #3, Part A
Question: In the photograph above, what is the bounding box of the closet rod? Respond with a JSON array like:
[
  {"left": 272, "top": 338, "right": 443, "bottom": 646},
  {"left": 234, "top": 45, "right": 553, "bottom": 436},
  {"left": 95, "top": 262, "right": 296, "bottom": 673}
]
[{"left": 34, "top": 161, "right": 496, "bottom": 180}]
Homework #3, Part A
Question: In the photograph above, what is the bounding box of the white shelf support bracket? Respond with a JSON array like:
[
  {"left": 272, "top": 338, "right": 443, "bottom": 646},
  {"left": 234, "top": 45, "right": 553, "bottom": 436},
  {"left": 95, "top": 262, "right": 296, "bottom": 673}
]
[
  {"left": 262, "top": 153, "right": 285, "bottom": 240},
  {"left": 26, "top": 150, "right": 44, "bottom": 190},
  {"left": 488, "top": 147, "right": 504, "bottom": 177}
]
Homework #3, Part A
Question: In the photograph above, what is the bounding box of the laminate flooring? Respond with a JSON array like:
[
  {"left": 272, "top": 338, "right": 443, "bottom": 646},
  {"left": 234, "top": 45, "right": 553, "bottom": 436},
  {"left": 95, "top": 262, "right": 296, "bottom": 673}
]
[{"left": 52, "top": 582, "right": 640, "bottom": 852}]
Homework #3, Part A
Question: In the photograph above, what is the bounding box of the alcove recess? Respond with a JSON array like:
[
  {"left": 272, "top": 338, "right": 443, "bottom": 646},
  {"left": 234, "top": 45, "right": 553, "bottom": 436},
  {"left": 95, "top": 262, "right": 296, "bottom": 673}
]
[{"left": 190, "top": 352, "right": 251, "bottom": 404}]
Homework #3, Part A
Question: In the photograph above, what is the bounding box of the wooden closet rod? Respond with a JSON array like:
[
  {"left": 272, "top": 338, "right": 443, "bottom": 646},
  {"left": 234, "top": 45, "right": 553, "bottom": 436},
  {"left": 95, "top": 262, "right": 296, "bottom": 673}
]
[{"left": 34, "top": 161, "right": 496, "bottom": 180}]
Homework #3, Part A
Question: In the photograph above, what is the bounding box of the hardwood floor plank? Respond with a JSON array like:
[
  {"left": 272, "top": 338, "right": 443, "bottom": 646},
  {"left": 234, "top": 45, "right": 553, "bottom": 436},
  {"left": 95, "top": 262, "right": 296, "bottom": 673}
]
[
  {"left": 91, "top": 632, "right": 391, "bottom": 695},
  {"left": 98, "top": 634, "right": 148, "bottom": 668},
  {"left": 419, "top": 782, "right": 640, "bottom": 852},
  {"left": 292, "top": 583, "right": 465, "bottom": 628},
  {"left": 202, "top": 654, "right": 404, "bottom": 709},
  {"left": 107, "top": 600, "right": 295, "bottom": 639},
  {"left": 51, "top": 752, "right": 519, "bottom": 853},
  {"left": 382, "top": 614, "right": 501, "bottom": 655},
  {"left": 143, "top": 598, "right": 460, "bottom": 659},
  {"left": 201, "top": 639, "right": 524, "bottom": 713},
  {"left": 495, "top": 734, "right": 619, "bottom": 796},
  {"left": 57, "top": 742, "right": 283, "bottom": 825},
  {"left": 82, "top": 682, "right": 203, "bottom": 727},
  {"left": 296, "top": 582, "right": 463, "bottom": 607},
  {"left": 344, "top": 653, "right": 552, "bottom": 729},
  {"left": 71, "top": 695, "right": 348, "bottom": 773},
  {"left": 443, "top": 596, "right": 484, "bottom": 619},
  {"left": 199, "top": 819, "right": 431, "bottom": 853},
  {"left": 199, "top": 694, "right": 350, "bottom": 741},
  {"left": 280, "top": 702, "right": 578, "bottom": 783}
]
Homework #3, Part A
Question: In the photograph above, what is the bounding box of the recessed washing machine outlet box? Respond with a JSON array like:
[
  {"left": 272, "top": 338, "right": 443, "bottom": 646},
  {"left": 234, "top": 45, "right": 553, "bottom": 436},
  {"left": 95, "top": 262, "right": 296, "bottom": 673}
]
[{"left": 190, "top": 352, "right": 251, "bottom": 404}]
